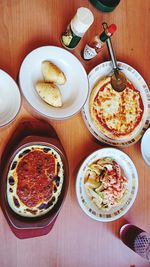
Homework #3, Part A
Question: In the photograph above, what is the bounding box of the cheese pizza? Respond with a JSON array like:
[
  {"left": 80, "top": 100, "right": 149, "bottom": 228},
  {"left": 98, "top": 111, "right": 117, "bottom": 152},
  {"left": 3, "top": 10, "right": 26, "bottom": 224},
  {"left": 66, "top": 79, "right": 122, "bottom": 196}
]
[
  {"left": 7, "top": 145, "right": 64, "bottom": 217},
  {"left": 89, "top": 76, "right": 144, "bottom": 140}
]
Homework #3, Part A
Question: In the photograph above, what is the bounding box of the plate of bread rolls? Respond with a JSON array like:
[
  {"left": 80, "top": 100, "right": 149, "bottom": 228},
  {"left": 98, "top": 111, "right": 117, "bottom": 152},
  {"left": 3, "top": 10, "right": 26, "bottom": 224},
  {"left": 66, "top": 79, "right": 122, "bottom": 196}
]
[{"left": 19, "top": 46, "right": 89, "bottom": 120}]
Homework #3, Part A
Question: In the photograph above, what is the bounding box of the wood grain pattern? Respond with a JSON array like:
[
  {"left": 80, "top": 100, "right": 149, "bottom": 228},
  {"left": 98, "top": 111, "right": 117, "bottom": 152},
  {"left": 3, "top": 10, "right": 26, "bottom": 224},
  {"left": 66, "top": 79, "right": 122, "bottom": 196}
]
[{"left": 0, "top": 0, "right": 149, "bottom": 266}]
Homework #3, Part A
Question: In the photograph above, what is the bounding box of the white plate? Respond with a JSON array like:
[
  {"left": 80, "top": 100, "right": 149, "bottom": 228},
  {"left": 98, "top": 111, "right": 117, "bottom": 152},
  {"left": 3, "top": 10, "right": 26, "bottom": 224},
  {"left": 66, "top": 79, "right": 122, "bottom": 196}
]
[
  {"left": 82, "top": 61, "right": 150, "bottom": 147},
  {"left": 76, "top": 148, "right": 138, "bottom": 222},
  {"left": 141, "top": 128, "right": 150, "bottom": 166},
  {"left": 0, "top": 69, "right": 21, "bottom": 127},
  {"left": 19, "top": 46, "right": 89, "bottom": 120}
]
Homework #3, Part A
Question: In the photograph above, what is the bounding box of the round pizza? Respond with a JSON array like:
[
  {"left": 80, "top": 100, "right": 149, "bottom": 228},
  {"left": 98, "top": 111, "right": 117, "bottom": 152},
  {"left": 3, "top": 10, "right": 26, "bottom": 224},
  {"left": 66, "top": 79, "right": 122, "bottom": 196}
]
[
  {"left": 7, "top": 145, "right": 64, "bottom": 217},
  {"left": 89, "top": 76, "right": 144, "bottom": 140}
]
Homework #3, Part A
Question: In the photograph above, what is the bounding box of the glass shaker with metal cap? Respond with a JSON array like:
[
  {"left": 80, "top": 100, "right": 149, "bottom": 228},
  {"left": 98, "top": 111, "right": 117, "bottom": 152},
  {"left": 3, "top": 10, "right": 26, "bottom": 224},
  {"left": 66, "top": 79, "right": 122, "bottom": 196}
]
[{"left": 120, "top": 224, "right": 150, "bottom": 262}]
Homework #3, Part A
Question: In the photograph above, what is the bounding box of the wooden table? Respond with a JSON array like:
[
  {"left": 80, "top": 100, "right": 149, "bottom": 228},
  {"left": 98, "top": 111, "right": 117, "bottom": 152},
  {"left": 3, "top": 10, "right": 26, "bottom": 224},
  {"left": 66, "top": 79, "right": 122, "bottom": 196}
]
[{"left": 0, "top": 1, "right": 149, "bottom": 266}]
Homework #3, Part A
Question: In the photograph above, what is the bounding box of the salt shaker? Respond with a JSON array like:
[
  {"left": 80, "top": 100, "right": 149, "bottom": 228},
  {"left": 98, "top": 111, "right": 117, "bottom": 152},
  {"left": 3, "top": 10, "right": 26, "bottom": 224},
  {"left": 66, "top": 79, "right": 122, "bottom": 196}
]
[
  {"left": 61, "top": 7, "right": 94, "bottom": 49},
  {"left": 120, "top": 224, "right": 150, "bottom": 261}
]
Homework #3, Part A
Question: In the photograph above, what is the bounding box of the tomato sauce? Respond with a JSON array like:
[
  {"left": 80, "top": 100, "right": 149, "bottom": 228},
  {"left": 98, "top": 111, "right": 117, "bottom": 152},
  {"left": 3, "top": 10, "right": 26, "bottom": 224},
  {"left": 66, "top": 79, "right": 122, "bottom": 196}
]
[{"left": 16, "top": 150, "right": 56, "bottom": 208}]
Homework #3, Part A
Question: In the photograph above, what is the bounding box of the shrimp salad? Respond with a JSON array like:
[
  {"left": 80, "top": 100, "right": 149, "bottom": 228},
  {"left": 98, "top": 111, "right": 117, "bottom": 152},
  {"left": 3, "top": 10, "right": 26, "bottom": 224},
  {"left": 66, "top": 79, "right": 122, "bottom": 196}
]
[{"left": 84, "top": 157, "right": 128, "bottom": 210}]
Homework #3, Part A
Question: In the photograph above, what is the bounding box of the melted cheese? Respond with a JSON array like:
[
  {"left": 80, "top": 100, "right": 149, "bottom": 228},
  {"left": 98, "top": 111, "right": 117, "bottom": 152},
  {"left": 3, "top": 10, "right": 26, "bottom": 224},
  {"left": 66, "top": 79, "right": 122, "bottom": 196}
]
[
  {"left": 90, "top": 77, "right": 143, "bottom": 137},
  {"left": 7, "top": 145, "right": 64, "bottom": 218}
]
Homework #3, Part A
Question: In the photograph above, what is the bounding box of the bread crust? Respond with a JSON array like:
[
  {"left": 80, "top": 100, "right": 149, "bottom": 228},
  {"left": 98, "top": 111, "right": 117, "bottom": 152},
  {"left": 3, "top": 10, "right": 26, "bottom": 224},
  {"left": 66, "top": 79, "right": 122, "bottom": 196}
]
[
  {"left": 42, "top": 61, "right": 66, "bottom": 85},
  {"left": 35, "top": 81, "right": 62, "bottom": 107}
]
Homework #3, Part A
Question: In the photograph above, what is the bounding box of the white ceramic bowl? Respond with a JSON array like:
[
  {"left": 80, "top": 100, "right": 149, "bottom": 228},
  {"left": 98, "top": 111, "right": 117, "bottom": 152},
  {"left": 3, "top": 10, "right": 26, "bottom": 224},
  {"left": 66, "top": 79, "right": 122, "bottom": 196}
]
[
  {"left": 76, "top": 148, "right": 138, "bottom": 222},
  {"left": 19, "top": 46, "right": 89, "bottom": 120},
  {"left": 0, "top": 69, "right": 21, "bottom": 127},
  {"left": 141, "top": 128, "right": 150, "bottom": 166},
  {"left": 82, "top": 61, "right": 150, "bottom": 147}
]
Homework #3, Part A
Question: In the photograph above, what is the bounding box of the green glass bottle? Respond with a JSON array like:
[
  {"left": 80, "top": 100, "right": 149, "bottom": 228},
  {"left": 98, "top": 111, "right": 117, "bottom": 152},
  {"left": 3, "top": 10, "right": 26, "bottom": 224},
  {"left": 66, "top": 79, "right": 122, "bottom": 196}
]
[{"left": 89, "top": 0, "right": 120, "bottom": 12}]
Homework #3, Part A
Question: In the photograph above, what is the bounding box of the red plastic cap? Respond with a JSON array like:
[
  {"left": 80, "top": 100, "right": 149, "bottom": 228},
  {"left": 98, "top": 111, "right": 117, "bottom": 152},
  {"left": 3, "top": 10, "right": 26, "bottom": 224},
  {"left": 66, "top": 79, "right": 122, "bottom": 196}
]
[{"left": 108, "top": 24, "right": 117, "bottom": 34}]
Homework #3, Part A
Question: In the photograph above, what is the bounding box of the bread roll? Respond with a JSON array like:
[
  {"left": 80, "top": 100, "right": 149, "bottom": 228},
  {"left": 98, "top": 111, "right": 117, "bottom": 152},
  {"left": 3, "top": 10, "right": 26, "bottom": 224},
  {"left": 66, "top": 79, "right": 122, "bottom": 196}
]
[
  {"left": 35, "top": 81, "right": 62, "bottom": 107},
  {"left": 42, "top": 61, "right": 66, "bottom": 85}
]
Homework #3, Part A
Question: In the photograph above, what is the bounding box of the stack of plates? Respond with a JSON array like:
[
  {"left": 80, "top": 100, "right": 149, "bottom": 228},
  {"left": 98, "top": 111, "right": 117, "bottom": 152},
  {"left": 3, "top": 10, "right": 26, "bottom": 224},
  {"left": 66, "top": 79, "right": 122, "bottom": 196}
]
[{"left": 82, "top": 61, "right": 150, "bottom": 147}]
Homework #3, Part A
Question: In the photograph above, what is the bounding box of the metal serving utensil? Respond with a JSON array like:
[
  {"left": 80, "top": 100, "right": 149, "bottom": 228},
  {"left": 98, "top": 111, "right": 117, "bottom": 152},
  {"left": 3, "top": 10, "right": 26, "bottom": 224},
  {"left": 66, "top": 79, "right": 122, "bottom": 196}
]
[
  {"left": 106, "top": 37, "right": 127, "bottom": 92},
  {"left": 102, "top": 22, "right": 127, "bottom": 92}
]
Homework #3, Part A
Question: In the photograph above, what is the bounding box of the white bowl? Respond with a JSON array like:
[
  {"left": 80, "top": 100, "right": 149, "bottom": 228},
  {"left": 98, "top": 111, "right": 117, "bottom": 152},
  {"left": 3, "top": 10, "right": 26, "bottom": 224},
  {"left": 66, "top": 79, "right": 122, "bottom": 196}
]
[
  {"left": 19, "top": 46, "right": 89, "bottom": 120},
  {"left": 0, "top": 69, "right": 21, "bottom": 127},
  {"left": 82, "top": 61, "right": 150, "bottom": 147},
  {"left": 141, "top": 128, "right": 150, "bottom": 166},
  {"left": 76, "top": 148, "right": 138, "bottom": 222}
]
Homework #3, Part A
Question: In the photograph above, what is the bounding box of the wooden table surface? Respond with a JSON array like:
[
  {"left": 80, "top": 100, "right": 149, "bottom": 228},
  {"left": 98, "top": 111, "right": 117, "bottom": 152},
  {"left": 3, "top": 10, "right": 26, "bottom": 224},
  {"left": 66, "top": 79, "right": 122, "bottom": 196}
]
[{"left": 0, "top": 0, "right": 150, "bottom": 266}]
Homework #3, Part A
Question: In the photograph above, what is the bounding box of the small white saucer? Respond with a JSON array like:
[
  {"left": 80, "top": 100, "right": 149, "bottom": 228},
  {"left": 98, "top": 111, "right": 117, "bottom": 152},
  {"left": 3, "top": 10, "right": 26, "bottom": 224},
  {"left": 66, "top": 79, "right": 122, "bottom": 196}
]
[{"left": 141, "top": 128, "right": 150, "bottom": 166}]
